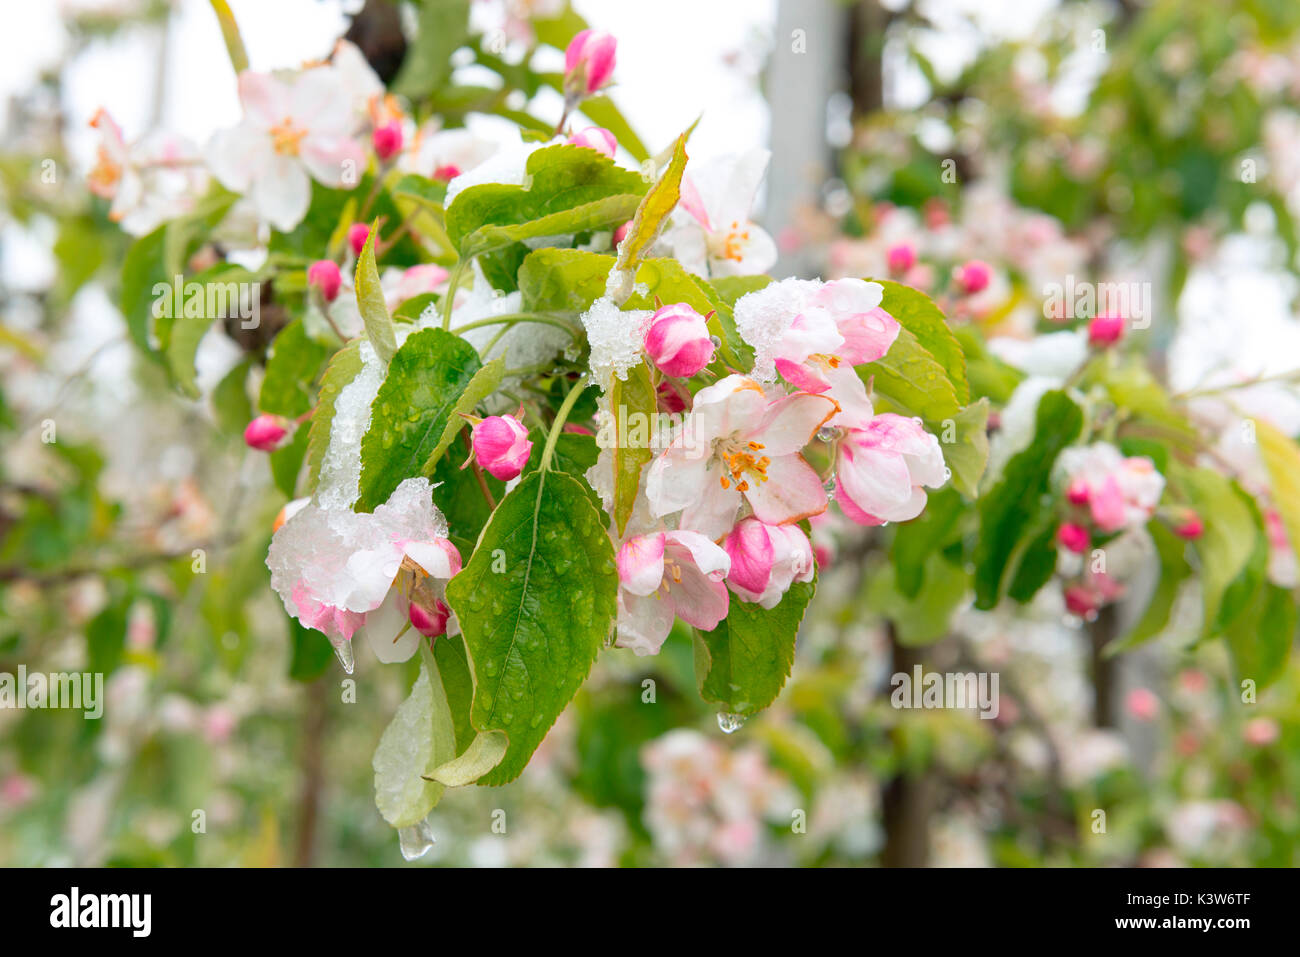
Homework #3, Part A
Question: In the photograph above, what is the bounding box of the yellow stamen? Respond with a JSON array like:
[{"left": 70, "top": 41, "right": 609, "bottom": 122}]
[{"left": 271, "top": 117, "right": 308, "bottom": 156}]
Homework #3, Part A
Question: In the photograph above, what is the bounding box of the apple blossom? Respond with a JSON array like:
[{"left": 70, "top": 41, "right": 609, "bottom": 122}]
[
  {"left": 206, "top": 68, "right": 367, "bottom": 231},
  {"left": 563, "top": 29, "right": 617, "bottom": 98},
  {"left": 1057, "top": 444, "right": 1164, "bottom": 533},
  {"left": 470, "top": 413, "right": 532, "bottom": 481},
  {"left": 646, "top": 376, "right": 837, "bottom": 539},
  {"left": 1172, "top": 510, "right": 1204, "bottom": 540},
  {"left": 308, "top": 259, "right": 342, "bottom": 302},
  {"left": 643, "top": 303, "right": 715, "bottom": 377},
  {"left": 834, "top": 414, "right": 947, "bottom": 525},
  {"left": 723, "top": 518, "right": 815, "bottom": 608},
  {"left": 409, "top": 598, "right": 451, "bottom": 638},
  {"left": 568, "top": 127, "right": 617, "bottom": 158},
  {"left": 87, "top": 109, "right": 206, "bottom": 236},
  {"left": 662, "top": 150, "right": 778, "bottom": 277},
  {"left": 244, "top": 413, "right": 291, "bottom": 452},
  {"left": 615, "top": 531, "right": 730, "bottom": 655}
]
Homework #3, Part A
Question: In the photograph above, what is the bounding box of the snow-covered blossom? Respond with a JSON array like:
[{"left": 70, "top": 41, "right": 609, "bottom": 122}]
[
  {"left": 615, "top": 531, "right": 730, "bottom": 655},
  {"left": 660, "top": 150, "right": 778, "bottom": 277},
  {"left": 722, "top": 518, "right": 815, "bottom": 608},
  {"left": 207, "top": 68, "right": 366, "bottom": 231},
  {"left": 834, "top": 414, "right": 947, "bottom": 525},
  {"left": 87, "top": 109, "right": 206, "bottom": 236},
  {"left": 646, "top": 376, "right": 836, "bottom": 539},
  {"left": 732, "top": 277, "right": 898, "bottom": 427}
]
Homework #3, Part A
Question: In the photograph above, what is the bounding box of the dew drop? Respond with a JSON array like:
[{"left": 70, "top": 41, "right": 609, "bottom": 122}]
[
  {"left": 397, "top": 817, "right": 436, "bottom": 861},
  {"left": 716, "top": 711, "right": 745, "bottom": 734},
  {"left": 816, "top": 426, "right": 836, "bottom": 443}
]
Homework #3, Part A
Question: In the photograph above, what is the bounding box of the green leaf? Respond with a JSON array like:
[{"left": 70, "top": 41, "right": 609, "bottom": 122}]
[
  {"left": 1006, "top": 519, "right": 1059, "bottom": 603},
  {"left": 873, "top": 280, "right": 969, "bottom": 404},
  {"left": 1227, "top": 582, "right": 1296, "bottom": 690},
  {"left": 259, "top": 320, "right": 330, "bottom": 418},
  {"left": 518, "top": 248, "right": 614, "bottom": 313},
  {"left": 1256, "top": 419, "right": 1300, "bottom": 568},
  {"left": 613, "top": 133, "right": 687, "bottom": 275},
  {"left": 709, "top": 275, "right": 773, "bottom": 306},
  {"left": 430, "top": 452, "right": 503, "bottom": 559},
  {"left": 354, "top": 225, "right": 398, "bottom": 364},
  {"left": 423, "top": 730, "right": 509, "bottom": 787},
  {"left": 861, "top": 329, "right": 961, "bottom": 422},
  {"left": 973, "top": 391, "right": 1082, "bottom": 609},
  {"left": 1173, "top": 465, "right": 1257, "bottom": 640},
  {"left": 372, "top": 644, "right": 458, "bottom": 828},
  {"left": 940, "top": 398, "right": 990, "bottom": 498},
  {"left": 270, "top": 424, "right": 309, "bottom": 498},
  {"left": 694, "top": 576, "right": 816, "bottom": 716},
  {"left": 432, "top": 634, "right": 476, "bottom": 755},
  {"left": 891, "top": 486, "right": 964, "bottom": 599},
  {"left": 356, "top": 328, "right": 481, "bottom": 512},
  {"left": 444, "top": 470, "right": 618, "bottom": 785},
  {"left": 209, "top": 0, "right": 249, "bottom": 73},
  {"left": 288, "top": 618, "right": 333, "bottom": 681},
  {"left": 120, "top": 226, "right": 167, "bottom": 358},
  {"left": 211, "top": 358, "right": 253, "bottom": 436},
  {"left": 868, "top": 557, "right": 968, "bottom": 645},
  {"left": 305, "top": 339, "right": 363, "bottom": 491},
  {"left": 391, "top": 0, "right": 471, "bottom": 99},
  {"left": 461, "top": 194, "right": 641, "bottom": 261},
  {"left": 423, "top": 356, "right": 505, "bottom": 473},
  {"left": 1107, "top": 521, "right": 1192, "bottom": 654},
  {"left": 609, "top": 362, "right": 655, "bottom": 536}
]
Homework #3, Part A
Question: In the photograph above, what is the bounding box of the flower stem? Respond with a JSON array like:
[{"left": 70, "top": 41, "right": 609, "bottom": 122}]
[{"left": 539, "top": 373, "right": 589, "bottom": 473}]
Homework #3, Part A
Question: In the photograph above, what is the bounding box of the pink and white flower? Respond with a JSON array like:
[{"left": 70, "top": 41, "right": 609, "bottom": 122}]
[
  {"left": 722, "top": 518, "right": 815, "bottom": 608},
  {"left": 834, "top": 414, "right": 947, "bottom": 525},
  {"left": 615, "top": 531, "right": 731, "bottom": 655},
  {"left": 267, "top": 478, "right": 460, "bottom": 662},
  {"left": 563, "top": 29, "right": 618, "bottom": 97},
  {"left": 1057, "top": 443, "right": 1164, "bottom": 533},
  {"left": 206, "top": 68, "right": 367, "bottom": 231},
  {"left": 87, "top": 109, "right": 206, "bottom": 236},
  {"left": 662, "top": 150, "right": 778, "bottom": 278},
  {"left": 646, "top": 376, "right": 837, "bottom": 540}
]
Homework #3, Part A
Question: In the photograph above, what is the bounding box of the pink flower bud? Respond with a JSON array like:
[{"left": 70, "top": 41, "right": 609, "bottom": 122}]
[
  {"left": 1126, "top": 687, "right": 1160, "bottom": 722},
  {"left": 1088, "top": 313, "right": 1125, "bottom": 347},
  {"left": 886, "top": 243, "right": 916, "bottom": 273},
  {"left": 472, "top": 413, "right": 532, "bottom": 481},
  {"left": 307, "top": 259, "right": 342, "bottom": 302},
  {"left": 956, "top": 259, "right": 991, "bottom": 294},
  {"left": 372, "top": 121, "right": 403, "bottom": 161},
  {"left": 656, "top": 379, "right": 688, "bottom": 413},
  {"left": 564, "top": 29, "right": 617, "bottom": 96},
  {"left": 244, "top": 413, "right": 291, "bottom": 452},
  {"left": 613, "top": 221, "right": 631, "bottom": 245},
  {"left": 1064, "top": 584, "right": 1098, "bottom": 617},
  {"left": 1066, "top": 479, "right": 1091, "bottom": 505},
  {"left": 409, "top": 598, "right": 450, "bottom": 638},
  {"left": 348, "top": 223, "right": 371, "bottom": 257},
  {"left": 1173, "top": 510, "right": 1204, "bottom": 540},
  {"left": 1058, "top": 522, "right": 1090, "bottom": 553},
  {"left": 643, "top": 303, "right": 715, "bottom": 378},
  {"left": 568, "top": 126, "right": 617, "bottom": 158},
  {"left": 433, "top": 163, "right": 461, "bottom": 181}
]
